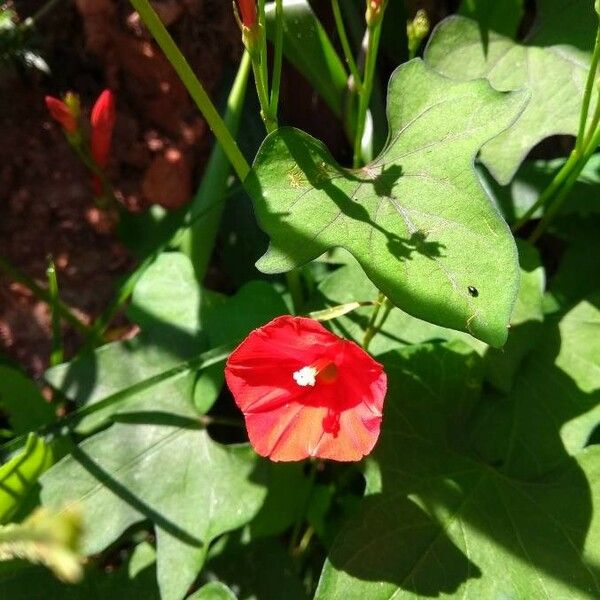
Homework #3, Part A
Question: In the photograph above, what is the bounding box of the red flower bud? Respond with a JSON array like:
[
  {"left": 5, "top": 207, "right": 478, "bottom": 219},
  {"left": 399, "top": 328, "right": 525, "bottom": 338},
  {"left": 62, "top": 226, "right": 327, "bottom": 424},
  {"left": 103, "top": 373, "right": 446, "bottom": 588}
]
[
  {"left": 90, "top": 89, "right": 116, "bottom": 169},
  {"left": 45, "top": 96, "right": 78, "bottom": 134},
  {"left": 237, "top": 0, "right": 257, "bottom": 28},
  {"left": 225, "top": 316, "right": 387, "bottom": 462}
]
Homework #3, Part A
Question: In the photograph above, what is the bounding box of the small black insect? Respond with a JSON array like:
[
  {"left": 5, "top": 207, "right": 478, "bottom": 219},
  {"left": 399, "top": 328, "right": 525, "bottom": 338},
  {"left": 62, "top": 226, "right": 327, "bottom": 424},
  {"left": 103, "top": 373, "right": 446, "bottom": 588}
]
[{"left": 468, "top": 286, "right": 479, "bottom": 297}]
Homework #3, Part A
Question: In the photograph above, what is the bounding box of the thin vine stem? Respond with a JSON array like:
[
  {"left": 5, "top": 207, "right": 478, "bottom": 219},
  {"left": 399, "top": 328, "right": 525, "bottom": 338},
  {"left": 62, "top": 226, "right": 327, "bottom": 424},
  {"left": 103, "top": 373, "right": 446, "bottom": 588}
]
[
  {"left": 0, "top": 256, "right": 91, "bottom": 337},
  {"left": 270, "top": 0, "right": 284, "bottom": 115},
  {"left": 331, "top": 0, "right": 363, "bottom": 91},
  {"left": 353, "top": 19, "right": 383, "bottom": 168},
  {"left": 129, "top": 0, "right": 250, "bottom": 180},
  {"left": 46, "top": 258, "right": 63, "bottom": 367},
  {"left": 576, "top": 28, "right": 600, "bottom": 153},
  {"left": 362, "top": 292, "right": 385, "bottom": 349},
  {"left": 511, "top": 150, "right": 579, "bottom": 231},
  {"left": 0, "top": 343, "right": 234, "bottom": 459}
]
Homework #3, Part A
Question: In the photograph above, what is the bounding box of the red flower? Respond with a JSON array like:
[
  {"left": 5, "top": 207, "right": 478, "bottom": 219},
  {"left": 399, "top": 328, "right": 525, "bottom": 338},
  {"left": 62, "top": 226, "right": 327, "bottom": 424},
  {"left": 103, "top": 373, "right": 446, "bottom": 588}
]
[
  {"left": 45, "top": 96, "right": 78, "bottom": 134},
  {"left": 237, "top": 0, "right": 257, "bottom": 28},
  {"left": 225, "top": 316, "right": 387, "bottom": 462},
  {"left": 90, "top": 89, "right": 116, "bottom": 169}
]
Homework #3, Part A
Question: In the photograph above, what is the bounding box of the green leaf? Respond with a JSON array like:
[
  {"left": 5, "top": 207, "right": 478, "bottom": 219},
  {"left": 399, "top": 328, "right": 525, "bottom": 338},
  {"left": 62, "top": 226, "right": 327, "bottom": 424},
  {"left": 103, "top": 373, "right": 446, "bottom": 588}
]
[
  {"left": 188, "top": 582, "right": 237, "bottom": 600},
  {"left": 128, "top": 251, "right": 203, "bottom": 338},
  {"left": 548, "top": 221, "right": 600, "bottom": 312},
  {"left": 458, "top": 0, "right": 524, "bottom": 38},
  {"left": 425, "top": 15, "right": 597, "bottom": 184},
  {"left": 265, "top": 0, "right": 348, "bottom": 122},
  {"left": 0, "top": 366, "right": 54, "bottom": 434},
  {"left": 247, "top": 60, "right": 526, "bottom": 346},
  {"left": 484, "top": 155, "right": 600, "bottom": 224},
  {"left": 504, "top": 295, "right": 600, "bottom": 478},
  {"left": 0, "top": 506, "right": 82, "bottom": 583},
  {"left": 0, "top": 434, "right": 52, "bottom": 524},
  {"left": 40, "top": 408, "right": 268, "bottom": 600},
  {"left": 315, "top": 342, "right": 600, "bottom": 599},
  {"left": 204, "top": 536, "right": 307, "bottom": 600},
  {"left": 484, "top": 240, "right": 545, "bottom": 392}
]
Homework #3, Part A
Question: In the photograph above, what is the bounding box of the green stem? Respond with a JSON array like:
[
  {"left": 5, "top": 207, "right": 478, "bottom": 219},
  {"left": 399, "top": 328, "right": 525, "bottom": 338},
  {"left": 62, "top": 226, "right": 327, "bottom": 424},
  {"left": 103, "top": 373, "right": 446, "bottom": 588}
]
[
  {"left": 353, "top": 19, "right": 383, "bottom": 168},
  {"left": 331, "top": 0, "right": 363, "bottom": 91},
  {"left": 46, "top": 258, "right": 63, "bottom": 367},
  {"left": 87, "top": 252, "right": 156, "bottom": 346},
  {"left": 252, "top": 59, "right": 275, "bottom": 132},
  {"left": 362, "top": 292, "right": 385, "bottom": 349},
  {"left": 0, "top": 256, "right": 91, "bottom": 337},
  {"left": 511, "top": 150, "right": 579, "bottom": 231},
  {"left": 581, "top": 88, "right": 600, "bottom": 150},
  {"left": 286, "top": 269, "right": 304, "bottom": 314},
  {"left": 92, "top": 54, "right": 252, "bottom": 339},
  {"left": 529, "top": 125, "right": 600, "bottom": 241},
  {"left": 575, "top": 28, "right": 600, "bottom": 154},
  {"left": 269, "top": 0, "right": 284, "bottom": 115},
  {"left": 0, "top": 343, "right": 234, "bottom": 458},
  {"left": 129, "top": 0, "right": 250, "bottom": 181},
  {"left": 288, "top": 460, "right": 319, "bottom": 558},
  {"left": 177, "top": 50, "right": 252, "bottom": 280},
  {"left": 375, "top": 296, "right": 393, "bottom": 332}
]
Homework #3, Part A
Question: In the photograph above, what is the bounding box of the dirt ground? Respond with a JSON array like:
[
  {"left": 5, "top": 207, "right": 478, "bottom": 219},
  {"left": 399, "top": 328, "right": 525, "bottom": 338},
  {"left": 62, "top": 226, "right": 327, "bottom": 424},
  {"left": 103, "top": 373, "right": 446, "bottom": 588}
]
[{"left": 0, "top": 0, "right": 239, "bottom": 374}]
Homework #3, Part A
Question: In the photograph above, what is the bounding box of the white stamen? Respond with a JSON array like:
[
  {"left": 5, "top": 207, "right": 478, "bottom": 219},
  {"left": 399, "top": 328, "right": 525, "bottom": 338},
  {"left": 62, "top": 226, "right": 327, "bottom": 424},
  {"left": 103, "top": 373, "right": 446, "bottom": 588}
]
[{"left": 293, "top": 366, "right": 317, "bottom": 387}]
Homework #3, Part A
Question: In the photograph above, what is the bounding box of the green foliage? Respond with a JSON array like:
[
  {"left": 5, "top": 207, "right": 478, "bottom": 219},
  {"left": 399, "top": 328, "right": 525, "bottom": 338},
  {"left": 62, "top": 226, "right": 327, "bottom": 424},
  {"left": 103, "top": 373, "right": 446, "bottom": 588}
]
[
  {"left": 315, "top": 333, "right": 600, "bottom": 599},
  {"left": 0, "top": 435, "right": 53, "bottom": 524},
  {"left": 426, "top": 11, "right": 597, "bottom": 183},
  {"left": 247, "top": 60, "right": 526, "bottom": 346},
  {"left": 40, "top": 413, "right": 267, "bottom": 600},
  {"left": 3, "top": 1, "right": 600, "bottom": 599},
  {"left": 0, "top": 366, "right": 54, "bottom": 434}
]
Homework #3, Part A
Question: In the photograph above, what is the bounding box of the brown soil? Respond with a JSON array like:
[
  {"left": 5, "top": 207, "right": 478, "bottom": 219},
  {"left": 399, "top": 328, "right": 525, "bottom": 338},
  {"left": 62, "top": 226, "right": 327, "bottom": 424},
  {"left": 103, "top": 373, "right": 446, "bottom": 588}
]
[{"left": 0, "top": 0, "right": 239, "bottom": 375}]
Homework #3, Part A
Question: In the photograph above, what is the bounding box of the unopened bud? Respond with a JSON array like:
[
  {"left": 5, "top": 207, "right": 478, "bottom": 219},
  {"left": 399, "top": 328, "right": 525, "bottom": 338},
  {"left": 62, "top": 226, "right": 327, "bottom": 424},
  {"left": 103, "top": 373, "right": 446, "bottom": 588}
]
[
  {"left": 407, "top": 10, "right": 430, "bottom": 58},
  {"left": 366, "top": 0, "right": 387, "bottom": 28},
  {"left": 233, "top": 0, "right": 261, "bottom": 56},
  {"left": 45, "top": 94, "right": 79, "bottom": 135}
]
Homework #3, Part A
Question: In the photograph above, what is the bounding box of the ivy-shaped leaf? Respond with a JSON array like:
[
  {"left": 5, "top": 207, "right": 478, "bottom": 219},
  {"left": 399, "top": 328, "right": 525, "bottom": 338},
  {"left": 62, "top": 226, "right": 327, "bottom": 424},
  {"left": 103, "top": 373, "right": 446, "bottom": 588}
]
[
  {"left": 247, "top": 60, "right": 526, "bottom": 346},
  {"left": 40, "top": 410, "right": 267, "bottom": 600},
  {"left": 425, "top": 13, "right": 597, "bottom": 184}
]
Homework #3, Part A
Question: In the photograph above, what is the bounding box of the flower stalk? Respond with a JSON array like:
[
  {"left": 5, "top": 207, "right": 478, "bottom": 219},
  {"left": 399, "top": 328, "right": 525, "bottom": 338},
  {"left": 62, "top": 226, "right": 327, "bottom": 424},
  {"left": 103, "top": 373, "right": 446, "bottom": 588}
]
[
  {"left": 131, "top": 0, "right": 250, "bottom": 181},
  {"left": 353, "top": 0, "right": 386, "bottom": 167}
]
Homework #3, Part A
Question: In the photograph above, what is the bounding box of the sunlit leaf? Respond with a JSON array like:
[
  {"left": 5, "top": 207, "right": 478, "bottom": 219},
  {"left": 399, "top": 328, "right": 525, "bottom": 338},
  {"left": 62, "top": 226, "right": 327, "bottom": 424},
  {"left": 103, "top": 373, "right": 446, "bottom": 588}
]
[
  {"left": 248, "top": 60, "right": 526, "bottom": 346},
  {"left": 0, "top": 434, "right": 52, "bottom": 524},
  {"left": 426, "top": 13, "right": 597, "bottom": 183}
]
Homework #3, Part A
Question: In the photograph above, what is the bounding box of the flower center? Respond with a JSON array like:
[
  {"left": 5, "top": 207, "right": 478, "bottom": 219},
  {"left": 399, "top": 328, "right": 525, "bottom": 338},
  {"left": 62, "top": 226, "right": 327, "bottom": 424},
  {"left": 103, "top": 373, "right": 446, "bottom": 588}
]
[
  {"left": 292, "top": 358, "right": 338, "bottom": 387},
  {"left": 293, "top": 366, "right": 317, "bottom": 387}
]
